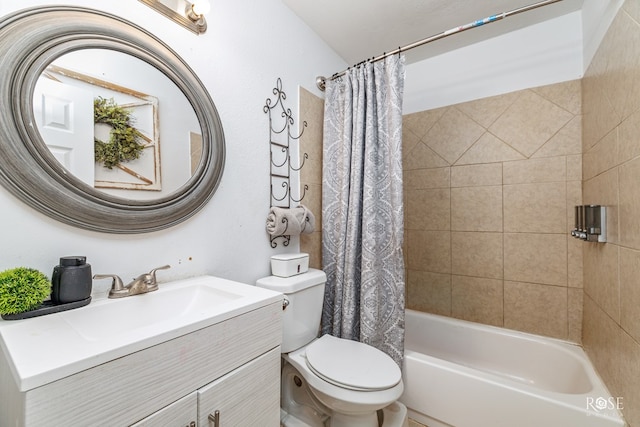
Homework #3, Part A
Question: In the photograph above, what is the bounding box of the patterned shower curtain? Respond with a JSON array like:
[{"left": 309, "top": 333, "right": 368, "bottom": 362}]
[{"left": 321, "top": 54, "right": 406, "bottom": 366}]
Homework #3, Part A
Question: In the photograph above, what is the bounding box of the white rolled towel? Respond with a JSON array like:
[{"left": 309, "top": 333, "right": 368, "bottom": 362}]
[{"left": 266, "top": 205, "right": 315, "bottom": 236}]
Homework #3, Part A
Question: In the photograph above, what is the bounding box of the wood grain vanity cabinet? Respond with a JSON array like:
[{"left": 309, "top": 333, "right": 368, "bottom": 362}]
[{"left": 0, "top": 301, "right": 282, "bottom": 426}]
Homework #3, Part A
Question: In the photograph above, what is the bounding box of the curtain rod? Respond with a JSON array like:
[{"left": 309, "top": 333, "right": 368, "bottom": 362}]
[{"left": 316, "top": 0, "right": 565, "bottom": 91}]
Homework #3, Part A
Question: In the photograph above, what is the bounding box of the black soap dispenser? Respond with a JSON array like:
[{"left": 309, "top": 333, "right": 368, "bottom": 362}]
[{"left": 51, "top": 256, "right": 92, "bottom": 304}]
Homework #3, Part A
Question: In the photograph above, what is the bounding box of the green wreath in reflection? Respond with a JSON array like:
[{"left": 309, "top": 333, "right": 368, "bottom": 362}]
[{"left": 93, "top": 97, "right": 145, "bottom": 169}]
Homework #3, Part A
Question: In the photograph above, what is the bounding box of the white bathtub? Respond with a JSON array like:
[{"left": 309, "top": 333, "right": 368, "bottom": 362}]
[{"left": 400, "top": 309, "right": 626, "bottom": 427}]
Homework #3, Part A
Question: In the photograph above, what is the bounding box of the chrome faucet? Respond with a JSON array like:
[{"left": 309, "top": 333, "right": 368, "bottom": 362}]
[{"left": 93, "top": 265, "right": 171, "bottom": 299}]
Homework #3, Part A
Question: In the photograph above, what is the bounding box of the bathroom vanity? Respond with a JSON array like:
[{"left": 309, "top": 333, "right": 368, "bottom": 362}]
[{"left": 0, "top": 276, "right": 283, "bottom": 426}]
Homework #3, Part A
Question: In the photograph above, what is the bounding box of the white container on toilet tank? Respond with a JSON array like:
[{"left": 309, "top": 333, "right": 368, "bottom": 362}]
[{"left": 270, "top": 253, "right": 309, "bottom": 277}]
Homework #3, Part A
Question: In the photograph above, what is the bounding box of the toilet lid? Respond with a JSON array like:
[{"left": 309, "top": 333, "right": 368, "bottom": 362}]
[{"left": 305, "top": 334, "right": 401, "bottom": 391}]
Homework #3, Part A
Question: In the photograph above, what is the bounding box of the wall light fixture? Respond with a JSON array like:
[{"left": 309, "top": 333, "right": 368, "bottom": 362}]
[{"left": 138, "top": 0, "right": 210, "bottom": 35}]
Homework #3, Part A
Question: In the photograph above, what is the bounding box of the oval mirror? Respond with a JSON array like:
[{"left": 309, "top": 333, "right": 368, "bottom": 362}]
[{"left": 0, "top": 6, "right": 225, "bottom": 233}]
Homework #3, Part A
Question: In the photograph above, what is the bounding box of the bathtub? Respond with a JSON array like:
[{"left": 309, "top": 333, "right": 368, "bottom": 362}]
[{"left": 400, "top": 309, "right": 626, "bottom": 427}]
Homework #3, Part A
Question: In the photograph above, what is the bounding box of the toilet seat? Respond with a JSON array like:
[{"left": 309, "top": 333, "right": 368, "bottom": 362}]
[{"left": 305, "top": 334, "right": 401, "bottom": 391}]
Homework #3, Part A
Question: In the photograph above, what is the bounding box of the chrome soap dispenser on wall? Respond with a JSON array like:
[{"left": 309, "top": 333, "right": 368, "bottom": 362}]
[{"left": 571, "top": 205, "right": 606, "bottom": 242}]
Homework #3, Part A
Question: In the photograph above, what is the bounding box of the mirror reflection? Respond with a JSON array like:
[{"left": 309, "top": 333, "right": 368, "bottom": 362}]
[{"left": 33, "top": 49, "right": 202, "bottom": 201}]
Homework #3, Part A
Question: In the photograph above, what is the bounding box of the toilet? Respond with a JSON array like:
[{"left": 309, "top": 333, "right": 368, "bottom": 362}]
[{"left": 256, "top": 269, "right": 408, "bottom": 427}]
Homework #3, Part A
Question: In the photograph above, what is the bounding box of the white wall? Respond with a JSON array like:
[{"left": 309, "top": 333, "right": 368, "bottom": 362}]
[
  {"left": 402, "top": 1, "right": 626, "bottom": 114},
  {"left": 403, "top": 10, "right": 584, "bottom": 114},
  {"left": 0, "top": 1, "right": 346, "bottom": 295},
  {"left": 581, "top": 0, "right": 625, "bottom": 70}
]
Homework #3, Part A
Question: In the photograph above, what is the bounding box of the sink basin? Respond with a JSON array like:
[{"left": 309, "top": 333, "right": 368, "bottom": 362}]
[
  {"left": 62, "top": 283, "right": 242, "bottom": 341},
  {"left": 0, "top": 275, "right": 282, "bottom": 391}
]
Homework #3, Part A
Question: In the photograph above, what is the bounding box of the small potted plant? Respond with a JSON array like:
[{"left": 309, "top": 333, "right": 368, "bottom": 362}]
[{"left": 0, "top": 267, "right": 51, "bottom": 316}]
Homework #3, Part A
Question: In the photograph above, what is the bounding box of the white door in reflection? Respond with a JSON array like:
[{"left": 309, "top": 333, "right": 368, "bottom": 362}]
[{"left": 33, "top": 77, "right": 94, "bottom": 186}]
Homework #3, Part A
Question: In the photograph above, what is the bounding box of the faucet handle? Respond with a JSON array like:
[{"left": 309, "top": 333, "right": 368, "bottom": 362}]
[
  {"left": 93, "top": 274, "right": 128, "bottom": 298},
  {"left": 145, "top": 265, "right": 171, "bottom": 291},
  {"left": 148, "top": 265, "right": 171, "bottom": 277}
]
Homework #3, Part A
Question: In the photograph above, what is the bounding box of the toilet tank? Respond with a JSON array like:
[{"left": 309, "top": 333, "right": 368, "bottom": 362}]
[{"left": 256, "top": 268, "right": 326, "bottom": 353}]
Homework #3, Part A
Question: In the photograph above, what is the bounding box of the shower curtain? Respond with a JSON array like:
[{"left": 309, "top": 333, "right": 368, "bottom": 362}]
[{"left": 321, "top": 54, "right": 406, "bottom": 366}]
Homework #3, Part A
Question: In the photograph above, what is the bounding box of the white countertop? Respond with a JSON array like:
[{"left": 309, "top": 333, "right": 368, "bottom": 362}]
[{"left": 0, "top": 275, "right": 282, "bottom": 391}]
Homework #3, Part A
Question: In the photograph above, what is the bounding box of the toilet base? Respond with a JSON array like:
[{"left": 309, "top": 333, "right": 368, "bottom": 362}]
[
  {"left": 328, "top": 402, "right": 408, "bottom": 427},
  {"left": 280, "top": 408, "right": 317, "bottom": 427},
  {"left": 381, "top": 402, "right": 410, "bottom": 427},
  {"left": 329, "top": 411, "right": 378, "bottom": 427},
  {"left": 281, "top": 360, "right": 407, "bottom": 427},
  {"left": 281, "top": 362, "right": 329, "bottom": 427},
  {"left": 281, "top": 403, "right": 408, "bottom": 427}
]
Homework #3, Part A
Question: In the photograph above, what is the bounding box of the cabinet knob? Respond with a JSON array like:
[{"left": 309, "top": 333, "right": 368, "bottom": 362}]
[{"left": 208, "top": 410, "right": 220, "bottom": 427}]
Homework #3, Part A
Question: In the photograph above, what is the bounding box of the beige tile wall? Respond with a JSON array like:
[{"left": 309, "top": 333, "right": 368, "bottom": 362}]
[
  {"left": 403, "top": 79, "right": 583, "bottom": 342},
  {"left": 582, "top": 0, "right": 640, "bottom": 425},
  {"left": 299, "top": 87, "right": 323, "bottom": 268}
]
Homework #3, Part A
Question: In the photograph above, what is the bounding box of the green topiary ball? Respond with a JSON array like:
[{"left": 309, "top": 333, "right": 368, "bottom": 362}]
[{"left": 0, "top": 267, "right": 51, "bottom": 315}]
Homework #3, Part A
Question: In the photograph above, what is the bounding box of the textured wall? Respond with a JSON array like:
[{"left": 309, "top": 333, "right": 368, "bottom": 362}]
[
  {"left": 582, "top": 0, "right": 640, "bottom": 424},
  {"left": 403, "top": 80, "right": 583, "bottom": 342}
]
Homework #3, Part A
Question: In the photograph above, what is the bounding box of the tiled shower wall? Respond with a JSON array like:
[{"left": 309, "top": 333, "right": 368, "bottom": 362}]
[
  {"left": 300, "top": 81, "right": 583, "bottom": 342},
  {"left": 582, "top": 0, "right": 640, "bottom": 424},
  {"left": 299, "top": 87, "right": 323, "bottom": 269},
  {"left": 402, "top": 80, "right": 583, "bottom": 342}
]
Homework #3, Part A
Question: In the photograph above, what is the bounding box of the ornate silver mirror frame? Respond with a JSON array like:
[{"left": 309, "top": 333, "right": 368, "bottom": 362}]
[{"left": 0, "top": 6, "right": 225, "bottom": 233}]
